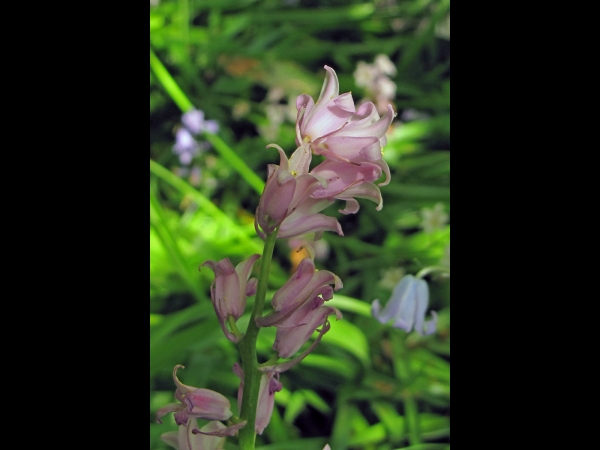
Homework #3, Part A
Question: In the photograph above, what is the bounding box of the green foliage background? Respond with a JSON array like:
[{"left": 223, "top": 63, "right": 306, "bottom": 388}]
[{"left": 150, "top": 1, "right": 450, "bottom": 449}]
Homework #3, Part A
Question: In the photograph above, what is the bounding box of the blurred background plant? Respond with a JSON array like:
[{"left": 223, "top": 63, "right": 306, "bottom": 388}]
[{"left": 150, "top": 0, "right": 449, "bottom": 449}]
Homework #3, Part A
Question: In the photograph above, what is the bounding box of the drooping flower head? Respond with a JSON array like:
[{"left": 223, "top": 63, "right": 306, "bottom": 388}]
[
  {"left": 256, "top": 257, "right": 342, "bottom": 328},
  {"left": 254, "top": 144, "right": 343, "bottom": 239},
  {"left": 371, "top": 275, "right": 437, "bottom": 335},
  {"left": 294, "top": 66, "right": 395, "bottom": 215}
]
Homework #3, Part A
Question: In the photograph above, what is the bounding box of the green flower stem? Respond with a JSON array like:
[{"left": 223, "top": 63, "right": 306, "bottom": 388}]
[
  {"left": 149, "top": 47, "right": 265, "bottom": 195},
  {"left": 415, "top": 265, "right": 450, "bottom": 280},
  {"left": 237, "top": 229, "right": 278, "bottom": 450},
  {"left": 392, "top": 330, "right": 422, "bottom": 446}
]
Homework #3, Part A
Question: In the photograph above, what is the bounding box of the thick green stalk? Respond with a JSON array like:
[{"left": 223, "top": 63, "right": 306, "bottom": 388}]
[
  {"left": 392, "top": 330, "right": 422, "bottom": 445},
  {"left": 237, "top": 230, "right": 278, "bottom": 450}
]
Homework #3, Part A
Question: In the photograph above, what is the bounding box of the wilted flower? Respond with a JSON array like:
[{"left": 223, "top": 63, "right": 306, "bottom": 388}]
[
  {"left": 233, "top": 364, "right": 283, "bottom": 434},
  {"left": 161, "top": 420, "right": 226, "bottom": 450},
  {"left": 371, "top": 275, "right": 437, "bottom": 335},
  {"left": 173, "top": 128, "right": 201, "bottom": 165},
  {"left": 156, "top": 365, "right": 233, "bottom": 426},
  {"left": 201, "top": 255, "right": 260, "bottom": 343}
]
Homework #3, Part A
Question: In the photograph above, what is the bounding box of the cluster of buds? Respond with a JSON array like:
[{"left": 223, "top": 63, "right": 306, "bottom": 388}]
[{"left": 157, "top": 65, "right": 396, "bottom": 448}]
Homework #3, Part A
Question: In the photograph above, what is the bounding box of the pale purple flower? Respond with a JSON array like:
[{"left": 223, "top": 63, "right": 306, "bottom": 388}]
[
  {"left": 173, "top": 128, "right": 201, "bottom": 165},
  {"left": 201, "top": 255, "right": 260, "bottom": 343},
  {"left": 202, "top": 120, "right": 219, "bottom": 134},
  {"left": 182, "top": 109, "right": 206, "bottom": 134},
  {"left": 254, "top": 144, "right": 342, "bottom": 239},
  {"left": 156, "top": 365, "right": 233, "bottom": 426},
  {"left": 182, "top": 108, "right": 220, "bottom": 135},
  {"left": 233, "top": 364, "right": 283, "bottom": 434},
  {"left": 371, "top": 275, "right": 437, "bottom": 335}
]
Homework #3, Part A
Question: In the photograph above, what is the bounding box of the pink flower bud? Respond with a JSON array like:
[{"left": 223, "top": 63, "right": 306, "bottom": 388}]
[{"left": 201, "top": 254, "right": 260, "bottom": 342}]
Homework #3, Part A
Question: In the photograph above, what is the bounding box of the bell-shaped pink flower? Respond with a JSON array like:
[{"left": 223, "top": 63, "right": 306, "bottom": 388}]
[
  {"left": 201, "top": 254, "right": 260, "bottom": 343},
  {"left": 156, "top": 365, "right": 233, "bottom": 426},
  {"left": 256, "top": 257, "right": 342, "bottom": 328},
  {"left": 233, "top": 364, "right": 283, "bottom": 435},
  {"left": 295, "top": 65, "right": 356, "bottom": 147},
  {"left": 310, "top": 159, "right": 385, "bottom": 214},
  {"left": 255, "top": 144, "right": 343, "bottom": 240},
  {"left": 273, "top": 295, "right": 342, "bottom": 358}
]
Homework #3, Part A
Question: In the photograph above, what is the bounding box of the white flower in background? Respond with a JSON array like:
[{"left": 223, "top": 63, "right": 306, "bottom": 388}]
[
  {"left": 374, "top": 54, "right": 397, "bottom": 76},
  {"left": 421, "top": 203, "right": 449, "bottom": 233},
  {"left": 353, "top": 55, "right": 397, "bottom": 115}
]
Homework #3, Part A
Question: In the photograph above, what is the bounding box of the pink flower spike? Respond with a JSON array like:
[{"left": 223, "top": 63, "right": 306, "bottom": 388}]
[{"left": 201, "top": 254, "right": 260, "bottom": 342}]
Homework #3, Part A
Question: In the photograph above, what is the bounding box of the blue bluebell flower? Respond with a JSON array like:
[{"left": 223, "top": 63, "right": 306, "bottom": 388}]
[
  {"left": 173, "top": 128, "right": 200, "bottom": 165},
  {"left": 371, "top": 275, "right": 437, "bottom": 335},
  {"left": 182, "top": 108, "right": 220, "bottom": 135}
]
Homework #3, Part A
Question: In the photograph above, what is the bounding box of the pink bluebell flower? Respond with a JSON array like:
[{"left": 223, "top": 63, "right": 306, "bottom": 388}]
[
  {"left": 310, "top": 159, "right": 385, "bottom": 214},
  {"left": 272, "top": 295, "right": 342, "bottom": 358},
  {"left": 156, "top": 365, "right": 233, "bottom": 426},
  {"left": 296, "top": 67, "right": 394, "bottom": 177},
  {"left": 233, "top": 364, "right": 283, "bottom": 434},
  {"left": 295, "top": 65, "right": 356, "bottom": 147},
  {"left": 201, "top": 255, "right": 260, "bottom": 343},
  {"left": 256, "top": 256, "right": 342, "bottom": 328},
  {"left": 254, "top": 144, "right": 343, "bottom": 239},
  {"left": 371, "top": 275, "right": 437, "bottom": 335}
]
